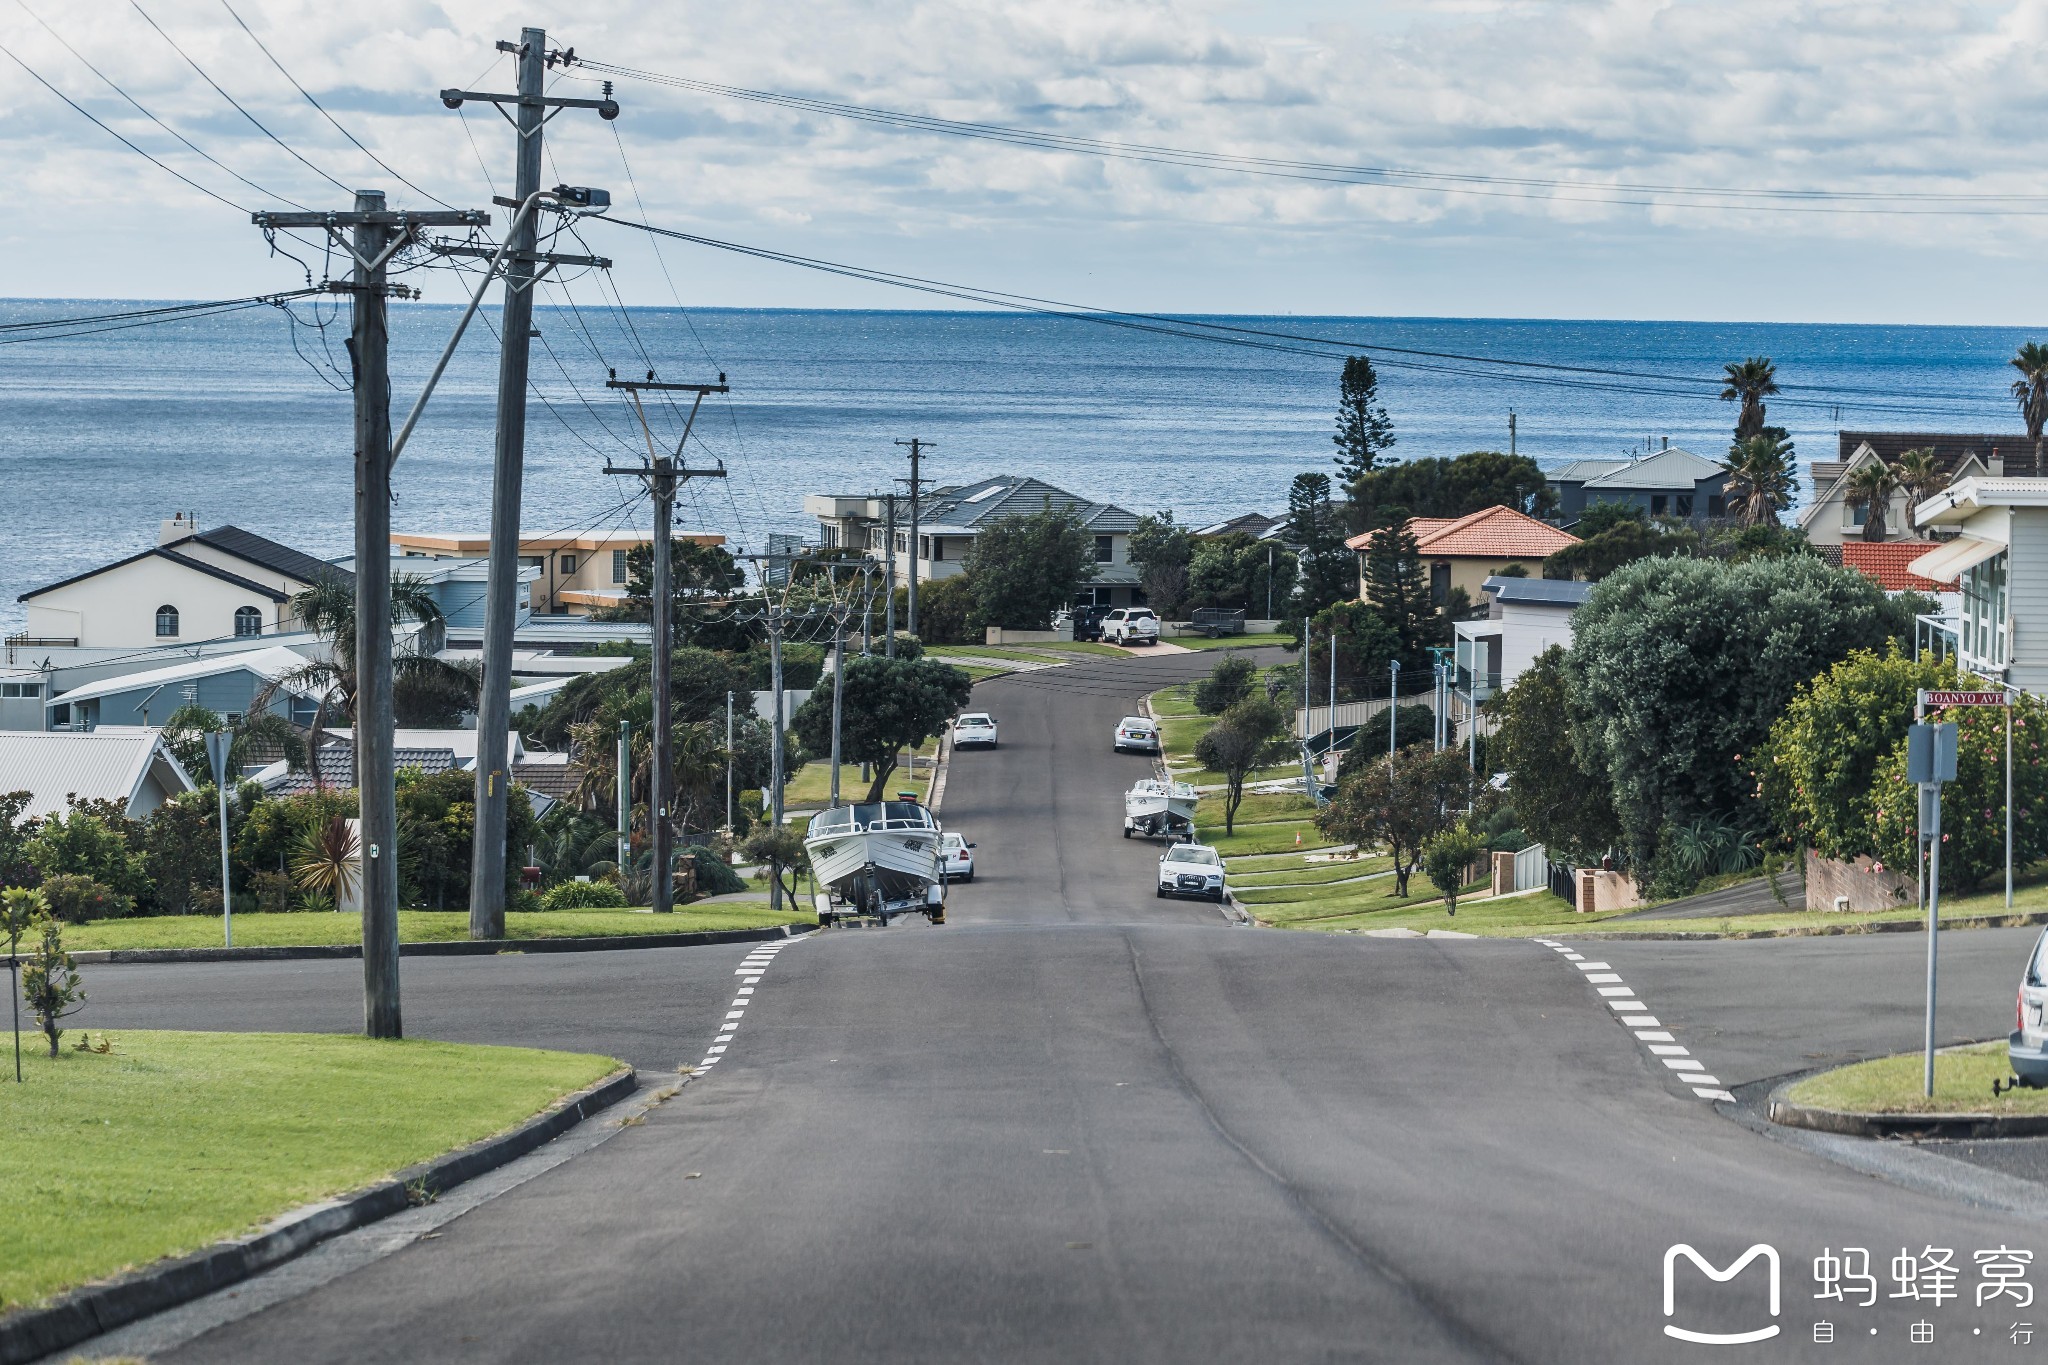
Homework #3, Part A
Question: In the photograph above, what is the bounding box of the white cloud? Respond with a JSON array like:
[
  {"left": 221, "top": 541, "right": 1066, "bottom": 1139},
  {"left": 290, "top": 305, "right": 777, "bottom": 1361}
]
[{"left": 3, "top": 0, "right": 2046, "bottom": 319}]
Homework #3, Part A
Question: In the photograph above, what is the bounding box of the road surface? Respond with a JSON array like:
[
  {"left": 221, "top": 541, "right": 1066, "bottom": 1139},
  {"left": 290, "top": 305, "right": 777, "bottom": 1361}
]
[{"left": 68, "top": 647, "right": 2048, "bottom": 1363}]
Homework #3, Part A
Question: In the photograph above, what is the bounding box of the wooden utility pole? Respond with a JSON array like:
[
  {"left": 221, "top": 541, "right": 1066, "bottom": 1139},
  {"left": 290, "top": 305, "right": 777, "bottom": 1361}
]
[
  {"left": 606, "top": 373, "right": 728, "bottom": 914},
  {"left": 446, "top": 27, "right": 622, "bottom": 940},
  {"left": 894, "top": 438, "right": 932, "bottom": 637},
  {"left": 881, "top": 491, "right": 899, "bottom": 658},
  {"left": 251, "top": 193, "right": 487, "bottom": 1038}
]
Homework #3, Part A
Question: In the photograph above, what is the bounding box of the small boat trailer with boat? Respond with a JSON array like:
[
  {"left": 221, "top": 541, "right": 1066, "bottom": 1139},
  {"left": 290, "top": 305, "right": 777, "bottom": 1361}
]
[
  {"left": 804, "top": 799, "right": 949, "bottom": 926},
  {"left": 1123, "top": 778, "right": 1199, "bottom": 840}
]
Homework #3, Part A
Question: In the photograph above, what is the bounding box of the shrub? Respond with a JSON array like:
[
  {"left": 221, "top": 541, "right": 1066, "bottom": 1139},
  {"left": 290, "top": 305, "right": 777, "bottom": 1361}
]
[
  {"left": 684, "top": 845, "right": 745, "bottom": 897},
  {"left": 21, "top": 914, "right": 84, "bottom": 1056},
  {"left": 509, "top": 888, "right": 544, "bottom": 915},
  {"left": 1422, "top": 827, "right": 1488, "bottom": 916},
  {"left": 251, "top": 870, "right": 299, "bottom": 914},
  {"left": 37, "top": 874, "right": 133, "bottom": 924},
  {"left": 1193, "top": 655, "right": 1258, "bottom": 715},
  {"left": 541, "top": 880, "right": 629, "bottom": 910}
]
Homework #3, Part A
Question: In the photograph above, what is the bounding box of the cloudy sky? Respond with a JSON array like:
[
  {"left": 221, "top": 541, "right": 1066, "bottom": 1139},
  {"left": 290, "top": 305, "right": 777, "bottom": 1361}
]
[{"left": 5, "top": 0, "right": 2046, "bottom": 323}]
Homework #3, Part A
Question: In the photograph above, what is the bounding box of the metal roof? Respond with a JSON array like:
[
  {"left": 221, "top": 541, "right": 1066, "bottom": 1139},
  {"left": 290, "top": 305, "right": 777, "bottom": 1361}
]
[
  {"left": 50, "top": 645, "right": 320, "bottom": 706},
  {"left": 0, "top": 727, "right": 195, "bottom": 817},
  {"left": 920, "top": 475, "right": 1141, "bottom": 534},
  {"left": 1577, "top": 447, "right": 1726, "bottom": 492},
  {"left": 1482, "top": 576, "right": 1595, "bottom": 606}
]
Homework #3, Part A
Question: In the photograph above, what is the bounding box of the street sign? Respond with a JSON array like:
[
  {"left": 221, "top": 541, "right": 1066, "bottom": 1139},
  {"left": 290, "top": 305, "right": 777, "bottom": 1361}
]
[
  {"left": 1923, "top": 689, "right": 2011, "bottom": 707},
  {"left": 1906, "top": 723, "right": 1958, "bottom": 784}
]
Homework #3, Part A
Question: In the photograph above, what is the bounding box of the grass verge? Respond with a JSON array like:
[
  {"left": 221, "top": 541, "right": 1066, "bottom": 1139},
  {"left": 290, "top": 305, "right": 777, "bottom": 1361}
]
[
  {"left": 50, "top": 902, "right": 809, "bottom": 952},
  {"left": 1783, "top": 1042, "right": 2038, "bottom": 1115},
  {"left": 1199, "top": 819, "right": 1325, "bottom": 857},
  {"left": 1167, "top": 632, "right": 1293, "bottom": 651},
  {"left": 0, "top": 1030, "right": 621, "bottom": 1311},
  {"left": 1229, "top": 853, "right": 1395, "bottom": 887}
]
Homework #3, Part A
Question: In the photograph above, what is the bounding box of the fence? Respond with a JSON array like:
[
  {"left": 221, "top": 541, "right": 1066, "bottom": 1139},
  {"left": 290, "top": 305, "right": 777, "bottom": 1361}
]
[{"left": 1512, "top": 843, "right": 1548, "bottom": 892}]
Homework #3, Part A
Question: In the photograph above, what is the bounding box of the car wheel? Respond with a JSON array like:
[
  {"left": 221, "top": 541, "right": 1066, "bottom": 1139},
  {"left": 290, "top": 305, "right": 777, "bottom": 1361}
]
[{"left": 1156, "top": 887, "right": 1167, "bottom": 898}]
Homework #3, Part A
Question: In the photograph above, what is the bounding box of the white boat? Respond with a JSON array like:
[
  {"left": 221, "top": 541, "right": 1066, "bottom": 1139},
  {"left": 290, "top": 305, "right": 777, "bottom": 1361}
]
[
  {"left": 804, "top": 799, "right": 948, "bottom": 924},
  {"left": 1123, "top": 779, "right": 1199, "bottom": 839}
]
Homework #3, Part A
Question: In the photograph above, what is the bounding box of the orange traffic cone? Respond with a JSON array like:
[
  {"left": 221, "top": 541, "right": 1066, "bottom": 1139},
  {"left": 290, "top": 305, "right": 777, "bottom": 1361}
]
[{"left": 1294, "top": 830, "right": 1302, "bottom": 848}]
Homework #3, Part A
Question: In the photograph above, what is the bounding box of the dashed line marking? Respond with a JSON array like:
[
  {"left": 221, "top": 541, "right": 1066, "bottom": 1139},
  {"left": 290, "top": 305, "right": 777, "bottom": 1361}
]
[
  {"left": 696, "top": 940, "right": 797, "bottom": 1074},
  {"left": 1540, "top": 939, "right": 1728, "bottom": 1105}
]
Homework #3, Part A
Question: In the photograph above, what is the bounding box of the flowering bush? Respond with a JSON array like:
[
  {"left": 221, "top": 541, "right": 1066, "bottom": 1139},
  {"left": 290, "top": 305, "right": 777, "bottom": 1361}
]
[{"left": 1869, "top": 698, "right": 2048, "bottom": 893}]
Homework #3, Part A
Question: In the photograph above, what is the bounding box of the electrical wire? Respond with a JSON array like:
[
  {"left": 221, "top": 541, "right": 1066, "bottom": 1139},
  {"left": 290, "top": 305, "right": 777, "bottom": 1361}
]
[
  {"left": 579, "top": 58, "right": 2048, "bottom": 218},
  {"left": 128, "top": 0, "right": 354, "bottom": 197},
  {"left": 0, "top": 290, "right": 326, "bottom": 346},
  {"left": 589, "top": 215, "right": 2012, "bottom": 420},
  {"left": 216, "top": 0, "right": 455, "bottom": 209}
]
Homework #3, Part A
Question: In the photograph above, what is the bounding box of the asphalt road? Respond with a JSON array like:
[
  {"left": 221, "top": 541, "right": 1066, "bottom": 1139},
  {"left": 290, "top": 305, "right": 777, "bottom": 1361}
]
[{"left": 64, "top": 645, "right": 2048, "bottom": 1364}]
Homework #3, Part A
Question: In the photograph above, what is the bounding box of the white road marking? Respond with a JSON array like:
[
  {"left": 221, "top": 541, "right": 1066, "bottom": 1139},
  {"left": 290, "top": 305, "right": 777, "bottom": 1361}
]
[
  {"left": 725, "top": 1010, "right": 746, "bottom": 1019},
  {"left": 1542, "top": 941, "right": 1730, "bottom": 1105},
  {"left": 697, "top": 940, "right": 801, "bottom": 1073}
]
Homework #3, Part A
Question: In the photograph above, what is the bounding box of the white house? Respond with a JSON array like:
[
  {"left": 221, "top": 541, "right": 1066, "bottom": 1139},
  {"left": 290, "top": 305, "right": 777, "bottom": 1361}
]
[
  {"left": 1802, "top": 432, "right": 2028, "bottom": 548},
  {"left": 15, "top": 517, "right": 347, "bottom": 651},
  {"left": 0, "top": 727, "right": 196, "bottom": 818},
  {"left": 1911, "top": 478, "right": 2048, "bottom": 690},
  {"left": 1453, "top": 576, "right": 1595, "bottom": 703}
]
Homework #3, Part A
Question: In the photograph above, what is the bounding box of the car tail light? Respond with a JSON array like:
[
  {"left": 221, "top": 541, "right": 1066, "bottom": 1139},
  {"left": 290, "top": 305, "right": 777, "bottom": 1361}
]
[{"left": 2021, "top": 986, "right": 2028, "bottom": 1034}]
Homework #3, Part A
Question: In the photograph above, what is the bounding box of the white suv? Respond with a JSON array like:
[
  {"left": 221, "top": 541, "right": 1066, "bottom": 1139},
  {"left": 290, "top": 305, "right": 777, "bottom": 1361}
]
[{"left": 1101, "top": 608, "right": 1160, "bottom": 646}]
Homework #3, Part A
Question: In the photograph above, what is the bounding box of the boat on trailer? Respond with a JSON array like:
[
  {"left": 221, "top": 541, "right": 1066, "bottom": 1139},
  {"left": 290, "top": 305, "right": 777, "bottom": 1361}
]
[
  {"left": 804, "top": 799, "right": 948, "bottom": 926},
  {"left": 1123, "top": 778, "right": 1199, "bottom": 839}
]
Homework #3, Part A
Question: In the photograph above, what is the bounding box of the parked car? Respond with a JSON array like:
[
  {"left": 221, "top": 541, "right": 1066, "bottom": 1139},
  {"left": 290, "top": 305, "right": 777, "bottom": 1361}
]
[
  {"left": 1114, "top": 715, "right": 1160, "bottom": 754},
  {"left": 1102, "top": 607, "right": 1160, "bottom": 646},
  {"left": 940, "top": 831, "right": 976, "bottom": 882},
  {"left": 2012, "top": 926, "right": 2048, "bottom": 1086},
  {"left": 1157, "top": 842, "right": 1226, "bottom": 902},
  {"left": 1056, "top": 605, "right": 1110, "bottom": 642},
  {"left": 953, "top": 712, "right": 999, "bottom": 748}
]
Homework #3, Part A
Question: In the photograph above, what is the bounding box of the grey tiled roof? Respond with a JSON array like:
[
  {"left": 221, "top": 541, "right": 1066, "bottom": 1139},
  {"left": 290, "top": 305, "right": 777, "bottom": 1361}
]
[
  {"left": 181, "top": 526, "right": 352, "bottom": 587},
  {"left": 921, "top": 476, "right": 1140, "bottom": 534},
  {"left": 264, "top": 743, "right": 456, "bottom": 796}
]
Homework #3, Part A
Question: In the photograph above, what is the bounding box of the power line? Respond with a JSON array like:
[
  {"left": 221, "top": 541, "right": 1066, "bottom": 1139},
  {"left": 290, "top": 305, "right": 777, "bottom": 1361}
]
[
  {"left": 588, "top": 216, "right": 2006, "bottom": 419},
  {"left": 0, "top": 291, "right": 321, "bottom": 334},
  {"left": 216, "top": 0, "right": 455, "bottom": 209},
  {"left": 576, "top": 58, "right": 2048, "bottom": 218},
  {"left": 129, "top": 0, "right": 354, "bottom": 197}
]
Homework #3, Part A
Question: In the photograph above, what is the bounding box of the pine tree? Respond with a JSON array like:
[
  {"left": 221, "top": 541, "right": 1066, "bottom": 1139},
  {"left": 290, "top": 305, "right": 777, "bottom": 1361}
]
[
  {"left": 1286, "top": 472, "right": 1354, "bottom": 614},
  {"left": 1333, "top": 355, "right": 1396, "bottom": 484},
  {"left": 1360, "top": 518, "right": 1435, "bottom": 666}
]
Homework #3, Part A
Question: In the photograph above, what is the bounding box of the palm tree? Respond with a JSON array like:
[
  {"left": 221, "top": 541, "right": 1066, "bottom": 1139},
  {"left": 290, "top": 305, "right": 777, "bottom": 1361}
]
[
  {"left": 2012, "top": 342, "right": 2048, "bottom": 471},
  {"left": 1724, "top": 433, "right": 1797, "bottom": 527},
  {"left": 1890, "top": 447, "right": 1945, "bottom": 537},
  {"left": 1721, "top": 357, "right": 1780, "bottom": 443},
  {"left": 159, "top": 702, "right": 308, "bottom": 781},
  {"left": 252, "top": 574, "right": 475, "bottom": 790},
  {"left": 1843, "top": 462, "right": 1898, "bottom": 542}
]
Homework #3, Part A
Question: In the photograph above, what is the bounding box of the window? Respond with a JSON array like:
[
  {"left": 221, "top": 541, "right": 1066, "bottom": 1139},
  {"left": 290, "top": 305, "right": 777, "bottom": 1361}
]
[
  {"left": 155, "top": 604, "right": 179, "bottom": 637},
  {"left": 1962, "top": 550, "right": 2010, "bottom": 670},
  {"left": 519, "top": 555, "right": 545, "bottom": 570},
  {"left": 820, "top": 524, "right": 840, "bottom": 549},
  {"left": 929, "top": 536, "right": 945, "bottom": 562},
  {"left": 233, "top": 605, "right": 263, "bottom": 637},
  {"left": 1430, "top": 562, "right": 1451, "bottom": 605},
  {"left": 1094, "top": 535, "right": 1114, "bottom": 563},
  {"left": 1675, "top": 494, "right": 1693, "bottom": 518},
  {"left": 612, "top": 549, "right": 628, "bottom": 583},
  {"left": 1708, "top": 494, "right": 1726, "bottom": 518},
  {"left": 559, "top": 554, "right": 577, "bottom": 575},
  {"left": 0, "top": 682, "right": 41, "bottom": 699},
  {"left": 1651, "top": 494, "right": 1668, "bottom": 516},
  {"left": 895, "top": 531, "right": 909, "bottom": 554},
  {"left": 919, "top": 535, "right": 933, "bottom": 562},
  {"left": 1846, "top": 502, "right": 1868, "bottom": 528}
]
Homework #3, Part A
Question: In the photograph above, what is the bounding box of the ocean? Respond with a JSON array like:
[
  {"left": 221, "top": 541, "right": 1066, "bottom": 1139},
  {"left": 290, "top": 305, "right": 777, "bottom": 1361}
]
[{"left": 1, "top": 302, "right": 2041, "bottom": 633}]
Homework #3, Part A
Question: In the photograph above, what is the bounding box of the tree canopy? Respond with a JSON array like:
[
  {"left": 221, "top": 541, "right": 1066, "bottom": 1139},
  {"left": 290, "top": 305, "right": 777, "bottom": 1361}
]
[
  {"left": 1489, "top": 646, "right": 1619, "bottom": 864},
  {"left": 1565, "top": 554, "right": 1913, "bottom": 869},
  {"left": 965, "top": 506, "right": 1099, "bottom": 630},
  {"left": 1349, "top": 450, "right": 1557, "bottom": 530},
  {"left": 1358, "top": 519, "right": 1439, "bottom": 669},
  {"left": 791, "top": 655, "right": 973, "bottom": 800},
  {"left": 1188, "top": 533, "right": 1291, "bottom": 614},
  {"left": 1193, "top": 697, "right": 1290, "bottom": 834},
  {"left": 1333, "top": 355, "right": 1396, "bottom": 485},
  {"left": 1129, "top": 513, "right": 1195, "bottom": 620},
  {"left": 1316, "top": 746, "right": 1472, "bottom": 897},
  {"left": 1284, "top": 472, "right": 1352, "bottom": 615}
]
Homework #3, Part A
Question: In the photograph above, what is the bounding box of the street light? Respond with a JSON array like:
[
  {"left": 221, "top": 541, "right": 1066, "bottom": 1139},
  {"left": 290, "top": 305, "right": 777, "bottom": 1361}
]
[{"left": 1388, "top": 659, "right": 1400, "bottom": 758}]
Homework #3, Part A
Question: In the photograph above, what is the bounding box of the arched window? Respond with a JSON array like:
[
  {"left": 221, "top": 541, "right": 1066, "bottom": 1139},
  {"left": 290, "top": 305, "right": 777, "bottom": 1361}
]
[
  {"left": 155, "top": 604, "right": 179, "bottom": 638},
  {"left": 233, "top": 606, "right": 263, "bottom": 638}
]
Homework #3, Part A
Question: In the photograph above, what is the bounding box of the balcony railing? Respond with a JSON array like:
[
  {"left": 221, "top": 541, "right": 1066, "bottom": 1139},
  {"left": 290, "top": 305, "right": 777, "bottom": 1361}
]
[{"left": 1455, "top": 666, "right": 1504, "bottom": 703}]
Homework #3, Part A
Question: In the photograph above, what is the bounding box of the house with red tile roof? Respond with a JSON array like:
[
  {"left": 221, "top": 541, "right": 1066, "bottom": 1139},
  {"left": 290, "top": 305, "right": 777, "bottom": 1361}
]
[
  {"left": 1837, "top": 541, "right": 1960, "bottom": 594},
  {"left": 1346, "top": 506, "right": 1580, "bottom": 608}
]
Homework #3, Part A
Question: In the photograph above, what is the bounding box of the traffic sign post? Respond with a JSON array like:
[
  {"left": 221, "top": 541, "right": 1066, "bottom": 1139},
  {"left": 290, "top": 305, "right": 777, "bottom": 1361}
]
[
  {"left": 1907, "top": 719, "right": 1958, "bottom": 1098},
  {"left": 202, "top": 731, "right": 234, "bottom": 949}
]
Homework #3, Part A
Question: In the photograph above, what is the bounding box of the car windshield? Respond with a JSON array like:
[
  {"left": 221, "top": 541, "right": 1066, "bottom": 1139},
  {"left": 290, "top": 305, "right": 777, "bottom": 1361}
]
[
  {"left": 1120, "top": 717, "right": 1149, "bottom": 729},
  {"left": 960, "top": 715, "right": 992, "bottom": 726},
  {"left": 941, "top": 833, "right": 965, "bottom": 849},
  {"left": 1168, "top": 846, "right": 1220, "bottom": 866}
]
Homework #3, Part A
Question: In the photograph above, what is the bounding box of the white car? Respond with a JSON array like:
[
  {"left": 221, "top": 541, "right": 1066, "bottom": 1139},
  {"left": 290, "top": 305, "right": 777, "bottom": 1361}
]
[
  {"left": 1101, "top": 608, "right": 1160, "bottom": 646},
  {"left": 940, "top": 831, "right": 976, "bottom": 883},
  {"left": 954, "top": 712, "right": 999, "bottom": 748},
  {"left": 1157, "top": 842, "right": 1226, "bottom": 902},
  {"left": 1114, "top": 715, "right": 1160, "bottom": 754}
]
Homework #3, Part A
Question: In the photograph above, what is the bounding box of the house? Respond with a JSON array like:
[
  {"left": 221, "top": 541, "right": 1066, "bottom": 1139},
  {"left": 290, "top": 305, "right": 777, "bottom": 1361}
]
[
  {"left": 804, "top": 476, "right": 1147, "bottom": 608},
  {"left": 14, "top": 517, "right": 349, "bottom": 651},
  {"left": 332, "top": 554, "right": 540, "bottom": 636},
  {"left": 391, "top": 529, "right": 724, "bottom": 617},
  {"left": 1, "top": 668, "right": 47, "bottom": 731},
  {"left": 0, "top": 727, "right": 195, "bottom": 818},
  {"left": 1453, "top": 576, "right": 1594, "bottom": 704},
  {"left": 256, "top": 729, "right": 527, "bottom": 796},
  {"left": 1836, "top": 541, "right": 1961, "bottom": 596},
  {"left": 1909, "top": 478, "right": 2048, "bottom": 689},
  {"left": 1546, "top": 446, "right": 1729, "bottom": 526},
  {"left": 1193, "top": 512, "right": 1287, "bottom": 543},
  {"left": 1347, "top": 505, "right": 1580, "bottom": 609},
  {"left": 1801, "top": 432, "right": 2036, "bottom": 548},
  {"left": 40, "top": 645, "right": 324, "bottom": 733}
]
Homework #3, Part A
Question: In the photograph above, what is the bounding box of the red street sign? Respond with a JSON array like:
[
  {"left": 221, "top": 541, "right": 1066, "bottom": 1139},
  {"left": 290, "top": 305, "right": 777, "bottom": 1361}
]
[{"left": 1923, "top": 690, "right": 2010, "bottom": 707}]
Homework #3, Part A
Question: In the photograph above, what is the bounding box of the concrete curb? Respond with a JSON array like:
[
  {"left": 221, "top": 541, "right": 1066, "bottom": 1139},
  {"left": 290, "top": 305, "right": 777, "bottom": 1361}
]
[
  {"left": 0, "top": 1065, "right": 638, "bottom": 1365},
  {"left": 15, "top": 922, "right": 803, "bottom": 968},
  {"left": 1546, "top": 908, "right": 2048, "bottom": 943},
  {"left": 1766, "top": 1083, "right": 2048, "bottom": 1140}
]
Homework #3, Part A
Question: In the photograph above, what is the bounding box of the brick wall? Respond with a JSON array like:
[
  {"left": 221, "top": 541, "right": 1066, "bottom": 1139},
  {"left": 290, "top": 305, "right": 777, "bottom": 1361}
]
[{"left": 1804, "top": 849, "right": 1913, "bottom": 912}]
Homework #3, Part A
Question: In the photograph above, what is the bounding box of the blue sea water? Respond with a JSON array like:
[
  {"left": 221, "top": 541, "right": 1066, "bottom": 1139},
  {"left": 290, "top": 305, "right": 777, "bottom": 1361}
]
[{"left": 0, "top": 301, "right": 2040, "bottom": 633}]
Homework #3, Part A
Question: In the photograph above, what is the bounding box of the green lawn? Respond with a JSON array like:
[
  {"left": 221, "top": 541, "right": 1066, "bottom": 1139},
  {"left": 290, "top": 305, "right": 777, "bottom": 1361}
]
[
  {"left": 1013, "top": 640, "right": 1126, "bottom": 656},
  {"left": 1167, "top": 632, "right": 1293, "bottom": 651},
  {"left": 1230, "top": 853, "right": 1395, "bottom": 887},
  {"left": 1198, "top": 819, "right": 1330, "bottom": 857},
  {"left": 922, "top": 646, "right": 1060, "bottom": 665},
  {"left": 0, "top": 1031, "right": 621, "bottom": 1310},
  {"left": 50, "top": 903, "right": 808, "bottom": 952},
  {"left": 1254, "top": 885, "right": 1633, "bottom": 936},
  {"left": 785, "top": 738, "right": 939, "bottom": 807},
  {"left": 1210, "top": 791, "right": 1316, "bottom": 825},
  {"left": 1784, "top": 1042, "right": 2037, "bottom": 1115}
]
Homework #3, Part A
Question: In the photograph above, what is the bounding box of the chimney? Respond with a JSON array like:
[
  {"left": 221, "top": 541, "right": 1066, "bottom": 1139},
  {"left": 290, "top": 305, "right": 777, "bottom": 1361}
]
[
  {"left": 1990, "top": 448, "right": 2006, "bottom": 478},
  {"left": 158, "top": 512, "right": 197, "bottom": 545},
  {"left": 1661, "top": 436, "right": 1669, "bottom": 451}
]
